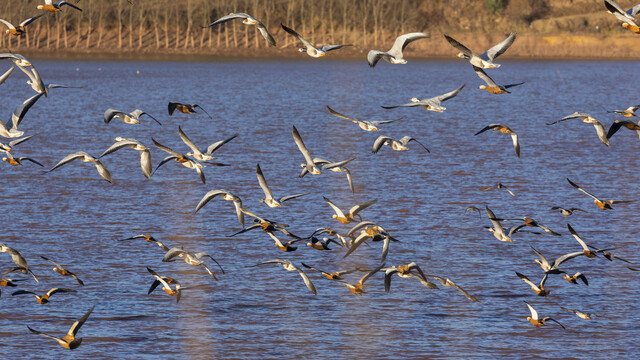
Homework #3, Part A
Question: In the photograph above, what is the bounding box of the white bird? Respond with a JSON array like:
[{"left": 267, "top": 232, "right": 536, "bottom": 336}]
[
  {"left": 195, "top": 189, "right": 244, "bottom": 228},
  {"left": 0, "top": 53, "right": 46, "bottom": 95},
  {"left": 178, "top": 126, "right": 237, "bottom": 161},
  {"left": 281, "top": 24, "right": 349, "bottom": 57},
  {"left": 444, "top": 33, "right": 516, "bottom": 69},
  {"left": 372, "top": 135, "right": 429, "bottom": 153},
  {"left": 49, "top": 151, "right": 112, "bottom": 183},
  {"left": 367, "top": 32, "right": 430, "bottom": 67},
  {"left": 99, "top": 137, "right": 152, "bottom": 179},
  {"left": 381, "top": 84, "right": 465, "bottom": 112},
  {"left": 292, "top": 125, "right": 321, "bottom": 175},
  {"left": 254, "top": 259, "right": 317, "bottom": 295},
  {"left": 326, "top": 106, "right": 399, "bottom": 132},
  {"left": 205, "top": 13, "right": 276, "bottom": 46},
  {"left": 104, "top": 108, "right": 161, "bottom": 125},
  {"left": 256, "top": 163, "right": 308, "bottom": 207},
  {"left": 474, "top": 124, "right": 520, "bottom": 158},
  {"left": 604, "top": 0, "right": 640, "bottom": 33},
  {"left": 547, "top": 112, "right": 609, "bottom": 147},
  {"left": 163, "top": 247, "right": 224, "bottom": 281}
]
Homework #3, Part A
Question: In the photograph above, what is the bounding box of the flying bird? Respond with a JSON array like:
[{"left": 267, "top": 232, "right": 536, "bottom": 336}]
[
  {"left": 12, "top": 288, "right": 76, "bottom": 304},
  {"left": 0, "top": 14, "right": 44, "bottom": 36},
  {"left": 178, "top": 126, "right": 237, "bottom": 161},
  {"left": 205, "top": 13, "right": 276, "bottom": 46},
  {"left": 49, "top": 151, "right": 112, "bottom": 183},
  {"left": 567, "top": 178, "right": 634, "bottom": 210},
  {"left": 168, "top": 102, "right": 212, "bottom": 118},
  {"left": 324, "top": 197, "right": 377, "bottom": 224},
  {"left": 27, "top": 305, "right": 95, "bottom": 350},
  {"left": 604, "top": 0, "right": 640, "bottom": 33},
  {"left": 474, "top": 124, "right": 520, "bottom": 157},
  {"left": 525, "top": 301, "right": 565, "bottom": 329},
  {"left": 254, "top": 259, "right": 317, "bottom": 295},
  {"left": 381, "top": 84, "right": 465, "bottom": 112},
  {"left": 104, "top": 108, "right": 161, "bottom": 125},
  {"left": 40, "top": 255, "right": 84, "bottom": 285},
  {"left": 372, "top": 135, "right": 429, "bottom": 153},
  {"left": 281, "top": 24, "right": 349, "bottom": 57},
  {"left": 444, "top": 33, "right": 517, "bottom": 68},
  {"left": 547, "top": 112, "right": 609, "bottom": 146},
  {"left": 606, "top": 119, "right": 640, "bottom": 141},
  {"left": 326, "top": 106, "right": 399, "bottom": 132},
  {"left": 473, "top": 66, "right": 524, "bottom": 94},
  {"left": 195, "top": 189, "right": 244, "bottom": 227},
  {"left": 37, "top": 0, "right": 83, "bottom": 12},
  {"left": 292, "top": 125, "right": 321, "bottom": 175},
  {"left": 99, "top": 137, "right": 152, "bottom": 179},
  {"left": 367, "top": 32, "right": 430, "bottom": 67},
  {"left": 256, "top": 163, "right": 308, "bottom": 208}
]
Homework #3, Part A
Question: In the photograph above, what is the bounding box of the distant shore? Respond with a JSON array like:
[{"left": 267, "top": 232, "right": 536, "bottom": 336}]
[{"left": 9, "top": 33, "right": 640, "bottom": 61}]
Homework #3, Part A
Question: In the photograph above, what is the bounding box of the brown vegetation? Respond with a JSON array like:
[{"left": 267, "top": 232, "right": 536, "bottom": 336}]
[{"left": 1, "top": 0, "right": 640, "bottom": 58}]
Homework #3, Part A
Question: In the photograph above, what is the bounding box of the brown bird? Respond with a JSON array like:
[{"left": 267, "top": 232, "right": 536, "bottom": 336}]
[
  {"left": 473, "top": 65, "right": 524, "bottom": 94},
  {"left": 12, "top": 288, "right": 77, "bottom": 304},
  {"left": 37, "top": 0, "right": 82, "bottom": 12},
  {"left": 560, "top": 306, "right": 593, "bottom": 320},
  {"left": 563, "top": 272, "right": 588, "bottom": 286},
  {"left": 383, "top": 262, "right": 438, "bottom": 293},
  {"left": 567, "top": 224, "right": 598, "bottom": 257},
  {"left": 147, "top": 267, "right": 184, "bottom": 303},
  {"left": 300, "top": 263, "right": 362, "bottom": 280},
  {"left": 40, "top": 256, "right": 84, "bottom": 285},
  {"left": 608, "top": 104, "right": 640, "bottom": 117},
  {"left": 0, "top": 15, "right": 44, "bottom": 36},
  {"left": 531, "top": 245, "right": 584, "bottom": 275},
  {"left": 550, "top": 206, "right": 586, "bottom": 216},
  {"left": 606, "top": 119, "right": 640, "bottom": 141},
  {"left": 118, "top": 234, "right": 170, "bottom": 252},
  {"left": 567, "top": 178, "right": 634, "bottom": 210},
  {"left": 2, "top": 151, "right": 43, "bottom": 167},
  {"left": 324, "top": 197, "right": 377, "bottom": 224},
  {"left": 525, "top": 301, "right": 565, "bottom": 329},
  {"left": 516, "top": 272, "right": 550, "bottom": 296},
  {"left": 475, "top": 124, "right": 520, "bottom": 157},
  {"left": 254, "top": 259, "right": 317, "bottom": 295},
  {"left": 430, "top": 276, "right": 479, "bottom": 302},
  {"left": 27, "top": 305, "right": 94, "bottom": 350},
  {"left": 0, "top": 277, "right": 26, "bottom": 297},
  {"left": 168, "top": 102, "right": 212, "bottom": 118},
  {"left": 336, "top": 263, "right": 385, "bottom": 296}
]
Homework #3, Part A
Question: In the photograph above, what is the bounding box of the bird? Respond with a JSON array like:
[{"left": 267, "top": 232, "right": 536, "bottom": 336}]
[
  {"left": 381, "top": 84, "right": 465, "bottom": 112},
  {"left": 256, "top": 163, "right": 309, "bottom": 207},
  {"left": 608, "top": 104, "right": 640, "bottom": 117},
  {"left": 430, "top": 276, "right": 479, "bottom": 302},
  {"left": 0, "top": 53, "right": 46, "bottom": 95},
  {"left": 444, "top": 33, "right": 516, "bottom": 69},
  {"left": 152, "top": 138, "right": 223, "bottom": 184},
  {"left": 27, "top": 305, "right": 94, "bottom": 350},
  {"left": 473, "top": 65, "right": 524, "bottom": 94},
  {"left": 547, "top": 112, "right": 609, "bottom": 146},
  {"left": 484, "top": 206, "right": 523, "bottom": 243},
  {"left": 12, "top": 288, "right": 77, "bottom": 304},
  {"left": 168, "top": 102, "right": 212, "bottom": 118},
  {"left": 40, "top": 256, "right": 84, "bottom": 285},
  {"left": 163, "top": 247, "right": 224, "bottom": 281},
  {"left": 343, "top": 221, "right": 397, "bottom": 261},
  {"left": 178, "top": 126, "right": 237, "bottom": 161},
  {"left": 231, "top": 208, "right": 301, "bottom": 240},
  {"left": 567, "top": 224, "right": 599, "bottom": 257},
  {"left": 367, "top": 32, "right": 430, "bottom": 67},
  {"left": 0, "top": 64, "right": 14, "bottom": 85},
  {"left": 37, "top": 0, "right": 83, "bottom": 12},
  {"left": 0, "top": 278, "right": 25, "bottom": 297},
  {"left": 482, "top": 183, "right": 516, "bottom": 197},
  {"left": 384, "top": 263, "right": 439, "bottom": 293},
  {"left": 560, "top": 306, "right": 593, "bottom": 320},
  {"left": 474, "top": 124, "right": 520, "bottom": 157},
  {"left": 588, "top": 245, "right": 631, "bottom": 263},
  {"left": 336, "top": 263, "right": 385, "bottom": 296},
  {"left": 118, "top": 234, "right": 170, "bottom": 252},
  {"left": 372, "top": 135, "right": 429, "bottom": 154},
  {"left": 264, "top": 231, "right": 301, "bottom": 252},
  {"left": 305, "top": 236, "right": 342, "bottom": 250},
  {"left": 49, "top": 151, "right": 112, "bottom": 183},
  {"left": 254, "top": 260, "right": 317, "bottom": 295},
  {"left": 567, "top": 178, "right": 634, "bottom": 210},
  {"left": 324, "top": 197, "right": 377, "bottom": 224},
  {"left": 506, "top": 217, "right": 560, "bottom": 236},
  {"left": 99, "top": 137, "right": 152, "bottom": 179},
  {"left": 606, "top": 119, "right": 640, "bottom": 141},
  {"left": 299, "top": 157, "right": 355, "bottom": 193},
  {"left": 326, "top": 106, "right": 399, "bottom": 132},
  {"left": 0, "top": 14, "right": 44, "bottom": 36},
  {"left": 292, "top": 125, "right": 321, "bottom": 175},
  {"left": 525, "top": 301, "right": 565, "bottom": 329},
  {"left": 2, "top": 151, "right": 43, "bottom": 167},
  {"left": 205, "top": 13, "right": 276, "bottom": 46},
  {"left": 104, "top": 108, "right": 161, "bottom": 125},
  {"left": 10, "top": 92, "right": 45, "bottom": 135},
  {"left": 604, "top": 0, "right": 640, "bottom": 33},
  {"left": 551, "top": 206, "right": 586, "bottom": 216},
  {"left": 0, "top": 243, "right": 38, "bottom": 282},
  {"left": 195, "top": 189, "right": 244, "bottom": 227},
  {"left": 281, "top": 24, "right": 348, "bottom": 57},
  {"left": 531, "top": 245, "right": 584, "bottom": 275},
  {"left": 515, "top": 272, "right": 550, "bottom": 296},
  {"left": 464, "top": 206, "right": 482, "bottom": 216},
  {"left": 300, "top": 263, "right": 362, "bottom": 280},
  {"left": 563, "top": 272, "right": 589, "bottom": 286},
  {"left": 147, "top": 267, "right": 184, "bottom": 303}
]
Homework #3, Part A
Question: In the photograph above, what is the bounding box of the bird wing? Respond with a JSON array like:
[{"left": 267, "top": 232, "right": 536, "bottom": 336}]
[
  {"left": 167, "top": 102, "right": 179, "bottom": 115},
  {"left": 256, "top": 23, "right": 277, "bottom": 46},
  {"left": 178, "top": 126, "right": 202, "bottom": 155},
  {"left": 627, "top": 4, "right": 640, "bottom": 17},
  {"left": 319, "top": 44, "right": 349, "bottom": 52},
  {"left": 343, "top": 232, "right": 370, "bottom": 258},
  {"left": 606, "top": 120, "right": 626, "bottom": 139},
  {"left": 205, "top": 13, "right": 250, "bottom": 27},
  {"left": 99, "top": 139, "right": 141, "bottom": 158},
  {"left": 444, "top": 34, "right": 475, "bottom": 58},
  {"left": 292, "top": 125, "right": 316, "bottom": 170},
  {"left": 294, "top": 267, "right": 317, "bottom": 295},
  {"left": 474, "top": 124, "right": 500, "bottom": 136},
  {"left": 279, "top": 192, "right": 310, "bottom": 203},
  {"left": 592, "top": 121, "right": 610, "bottom": 146},
  {"left": 152, "top": 138, "right": 181, "bottom": 157},
  {"left": 326, "top": 106, "right": 363, "bottom": 123},
  {"left": 367, "top": 50, "right": 391, "bottom": 67},
  {"left": 388, "top": 32, "right": 430, "bottom": 58},
  {"left": 195, "top": 189, "right": 228, "bottom": 213},
  {"left": 0, "top": 65, "right": 15, "bottom": 85},
  {"left": 384, "top": 268, "right": 398, "bottom": 293},
  {"left": 511, "top": 132, "right": 520, "bottom": 158},
  {"left": 39, "top": 255, "right": 62, "bottom": 269},
  {"left": 132, "top": 109, "right": 161, "bottom": 125},
  {"left": 0, "top": 19, "right": 15, "bottom": 30},
  {"left": 482, "top": 32, "right": 517, "bottom": 61},
  {"left": 525, "top": 301, "right": 539, "bottom": 320},
  {"left": 20, "top": 14, "right": 44, "bottom": 28},
  {"left": 516, "top": 272, "right": 539, "bottom": 291},
  {"left": 11, "top": 92, "right": 45, "bottom": 130},
  {"left": 93, "top": 159, "right": 112, "bottom": 183},
  {"left": 530, "top": 246, "right": 551, "bottom": 269},
  {"left": 140, "top": 150, "right": 152, "bottom": 179},
  {"left": 103, "top": 109, "right": 126, "bottom": 124},
  {"left": 372, "top": 135, "right": 393, "bottom": 153},
  {"left": 27, "top": 326, "right": 63, "bottom": 342},
  {"left": 68, "top": 305, "right": 95, "bottom": 337},
  {"left": 349, "top": 199, "right": 377, "bottom": 217},
  {"left": 205, "top": 134, "right": 238, "bottom": 155},
  {"left": 400, "top": 136, "right": 430, "bottom": 153},
  {"left": 57, "top": 1, "right": 83, "bottom": 11},
  {"left": 47, "top": 287, "right": 77, "bottom": 297},
  {"left": 281, "top": 24, "right": 315, "bottom": 49},
  {"left": 553, "top": 251, "right": 585, "bottom": 268},
  {"left": 567, "top": 224, "right": 590, "bottom": 252},
  {"left": 323, "top": 196, "right": 346, "bottom": 218},
  {"left": 344, "top": 168, "right": 355, "bottom": 193},
  {"left": 358, "top": 263, "right": 386, "bottom": 287},
  {"left": 431, "top": 84, "right": 466, "bottom": 104},
  {"left": 162, "top": 247, "right": 186, "bottom": 262},
  {"left": 566, "top": 178, "right": 600, "bottom": 201},
  {"left": 256, "top": 163, "right": 275, "bottom": 201},
  {"left": 49, "top": 151, "right": 90, "bottom": 172},
  {"left": 472, "top": 66, "right": 498, "bottom": 87}
]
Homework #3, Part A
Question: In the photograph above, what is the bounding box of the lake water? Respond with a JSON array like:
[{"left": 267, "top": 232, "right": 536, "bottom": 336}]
[{"left": 1, "top": 57, "right": 639, "bottom": 359}]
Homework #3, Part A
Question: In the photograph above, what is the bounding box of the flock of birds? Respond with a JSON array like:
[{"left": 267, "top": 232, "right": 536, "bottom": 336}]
[{"left": 1, "top": 0, "right": 640, "bottom": 352}]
